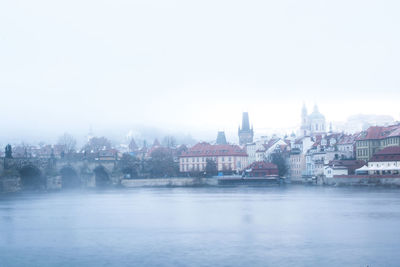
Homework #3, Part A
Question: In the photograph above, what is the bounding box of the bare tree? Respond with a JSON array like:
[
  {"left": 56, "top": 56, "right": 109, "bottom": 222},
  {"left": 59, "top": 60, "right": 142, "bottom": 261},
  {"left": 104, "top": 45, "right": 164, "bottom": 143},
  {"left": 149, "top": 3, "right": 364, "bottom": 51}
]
[
  {"left": 58, "top": 133, "right": 77, "bottom": 154},
  {"left": 83, "top": 136, "right": 111, "bottom": 153}
]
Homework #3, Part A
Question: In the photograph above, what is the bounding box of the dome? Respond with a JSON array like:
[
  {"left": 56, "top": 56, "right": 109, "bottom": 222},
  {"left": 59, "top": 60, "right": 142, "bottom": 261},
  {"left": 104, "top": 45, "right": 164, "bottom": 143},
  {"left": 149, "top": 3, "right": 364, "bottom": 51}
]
[
  {"left": 309, "top": 111, "right": 325, "bottom": 120},
  {"left": 309, "top": 105, "right": 325, "bottom": 120}
]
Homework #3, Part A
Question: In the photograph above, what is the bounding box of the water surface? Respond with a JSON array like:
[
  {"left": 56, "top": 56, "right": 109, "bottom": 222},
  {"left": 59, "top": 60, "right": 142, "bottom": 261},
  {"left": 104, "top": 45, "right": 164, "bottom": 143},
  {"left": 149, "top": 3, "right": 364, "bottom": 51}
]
[{"left": 1, "top": 186, "right": 400, "bottom": 266}]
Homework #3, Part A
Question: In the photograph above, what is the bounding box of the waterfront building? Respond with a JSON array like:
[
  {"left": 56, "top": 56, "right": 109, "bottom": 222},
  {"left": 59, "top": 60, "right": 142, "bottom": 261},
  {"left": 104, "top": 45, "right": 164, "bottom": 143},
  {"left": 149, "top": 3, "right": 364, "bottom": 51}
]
[
  {"left": 238, "top": 112, "right": 254, "bottom": 145},
  {"left": 245, "top": 161, "right": 278, "bottom": 177},
  {"left": 355, "top": 124, "right": 400, "bottom": 161},
  {"left": 324, "top": 165, "right": 348, "bottom": 178},
  {"left": 289, "top": 148, "right": 304, "bottom": 181},
  {"left": 294, "top": 133, "right": 358, "bottom": 179},
  {"left": 356, "top": 146, "right": 400, "bottom": 175},
  {"left": 289, "top": 136, "right": 314, "bottom": 181},
  {"left": 179, "top": 142, "right": 248, "bottom": 173},
  {"left": 324, "top": 159, "right": 365, "bottom": 177}
]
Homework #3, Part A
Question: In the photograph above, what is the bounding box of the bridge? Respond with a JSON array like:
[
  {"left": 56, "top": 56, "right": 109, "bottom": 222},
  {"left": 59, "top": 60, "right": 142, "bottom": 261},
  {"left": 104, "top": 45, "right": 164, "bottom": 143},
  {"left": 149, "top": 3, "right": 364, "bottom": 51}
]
[{"left": 1, "top": 157, "right": 121, "bottom": 191}]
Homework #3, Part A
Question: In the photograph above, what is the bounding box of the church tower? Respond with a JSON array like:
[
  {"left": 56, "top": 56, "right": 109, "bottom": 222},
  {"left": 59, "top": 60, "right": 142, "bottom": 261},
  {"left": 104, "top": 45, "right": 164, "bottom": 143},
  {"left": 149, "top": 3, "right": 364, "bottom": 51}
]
[
  {"left": 300, "top": 103, "right": 309, "bottom": 136},
  {"left": 238, "top": 112, "right": 254, "bottom": 145}
]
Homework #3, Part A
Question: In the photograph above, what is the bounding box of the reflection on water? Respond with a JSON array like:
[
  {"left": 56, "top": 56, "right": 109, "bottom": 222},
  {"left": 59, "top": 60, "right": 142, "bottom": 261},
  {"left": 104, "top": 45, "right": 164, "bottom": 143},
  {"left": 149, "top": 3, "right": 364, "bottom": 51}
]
[{"left": 1, "top": 186, "right": 400, "bottom": 266}]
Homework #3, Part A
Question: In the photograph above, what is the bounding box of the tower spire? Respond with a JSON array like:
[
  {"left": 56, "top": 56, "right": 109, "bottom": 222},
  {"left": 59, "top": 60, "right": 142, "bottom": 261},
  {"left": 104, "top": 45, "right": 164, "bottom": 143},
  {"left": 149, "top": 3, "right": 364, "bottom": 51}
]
[
  {"left": 238, "top": 112, "right": 254, "bottom": 145},
  {"left": 241, "top": 112, "right": 250, "bottom": 131}
]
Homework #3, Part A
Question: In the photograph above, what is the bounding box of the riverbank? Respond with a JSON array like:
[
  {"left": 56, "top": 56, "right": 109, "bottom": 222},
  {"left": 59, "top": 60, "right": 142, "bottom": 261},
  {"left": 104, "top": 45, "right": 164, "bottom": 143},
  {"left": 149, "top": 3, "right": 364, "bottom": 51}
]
[
  {"left": 3, "top": 175, "right": 400, "bottom": 194},
  {"left": 121, "top": 177, "right": 218, "bottom": 187}
]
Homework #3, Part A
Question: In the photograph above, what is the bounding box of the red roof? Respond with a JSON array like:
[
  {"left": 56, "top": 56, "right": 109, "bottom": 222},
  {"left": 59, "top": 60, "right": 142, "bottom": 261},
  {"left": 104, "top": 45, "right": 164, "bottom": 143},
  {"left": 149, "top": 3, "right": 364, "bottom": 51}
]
[
  {"left": 370, "top": 146, "right": 400, "bottom": 162},
  {"left": 246, "top": 161, "right": 278, "bottom": 170},
  {"left": 180, "top": 142, "right": 247, "bottom": 157},
  {"left": 357, "top": 124, "right": 400, "bottom": 140},
  {"left": 338, "top": 134, "right": 358, "bottom": 145}
]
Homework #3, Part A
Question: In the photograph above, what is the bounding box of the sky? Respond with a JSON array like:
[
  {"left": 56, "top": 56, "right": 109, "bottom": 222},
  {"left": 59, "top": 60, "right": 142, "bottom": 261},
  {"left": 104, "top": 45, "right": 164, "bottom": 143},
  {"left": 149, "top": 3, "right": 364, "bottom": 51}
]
[{"left": 0, "top": 0, "right": 399, "bottom": 144}]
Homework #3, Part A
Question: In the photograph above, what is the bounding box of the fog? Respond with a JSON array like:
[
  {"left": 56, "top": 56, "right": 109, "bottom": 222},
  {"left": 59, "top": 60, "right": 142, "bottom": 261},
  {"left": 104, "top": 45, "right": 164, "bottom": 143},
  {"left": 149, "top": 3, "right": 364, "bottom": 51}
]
[{"left": 1, "top": 0, "right": 399, "bottom": 143}]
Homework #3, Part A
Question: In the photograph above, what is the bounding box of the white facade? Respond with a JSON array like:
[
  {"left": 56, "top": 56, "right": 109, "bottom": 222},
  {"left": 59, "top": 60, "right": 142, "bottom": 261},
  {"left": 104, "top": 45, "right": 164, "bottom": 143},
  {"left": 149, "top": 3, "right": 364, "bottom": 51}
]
[
  {"left": 324, "top": 166, "right": 348, "bottom": 178},
  {"left": 300, "top": 104, "right": 326, "bottom": 137},
  {"left": 366, "top": 160, "right": 400, "bottom": 175},
  {"left": 180, "top": 155, "right": 248, "bottom": 173}
]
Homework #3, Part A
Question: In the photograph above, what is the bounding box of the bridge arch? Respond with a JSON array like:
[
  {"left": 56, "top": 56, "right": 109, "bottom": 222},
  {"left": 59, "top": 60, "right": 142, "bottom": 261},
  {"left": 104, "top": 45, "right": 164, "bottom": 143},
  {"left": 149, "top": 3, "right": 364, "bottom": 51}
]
[
  {"left": 19, "top": 164, "right": 45, "bottom": 190},
  {"left": 93, "top": 165, "right": 111, "bottom": 187}
]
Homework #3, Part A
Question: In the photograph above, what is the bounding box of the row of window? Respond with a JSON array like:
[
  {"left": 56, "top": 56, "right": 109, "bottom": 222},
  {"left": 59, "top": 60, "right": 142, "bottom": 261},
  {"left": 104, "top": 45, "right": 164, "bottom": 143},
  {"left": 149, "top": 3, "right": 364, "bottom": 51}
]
[
  {"left": 369, "top": 162, "right": 399, "bottom": 167},
  {"left": 181, "top": 156, "right": 234, "bottom": 163},
  {"left": 357, "top": 148, "right": 369, "bottom": 157},
  {"left": 358, "top": 138, "right": 400, "bottom": 148},
  {"left": 181, "top": 163, "right": 234, "bottom": 172}
]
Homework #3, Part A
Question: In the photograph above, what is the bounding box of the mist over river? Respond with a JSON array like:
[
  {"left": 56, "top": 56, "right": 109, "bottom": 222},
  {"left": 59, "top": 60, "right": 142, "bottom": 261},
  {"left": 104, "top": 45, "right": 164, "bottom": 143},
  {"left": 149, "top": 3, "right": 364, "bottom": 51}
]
[{"left": 1, "top": 186, "right": 400, "bottom": 266}]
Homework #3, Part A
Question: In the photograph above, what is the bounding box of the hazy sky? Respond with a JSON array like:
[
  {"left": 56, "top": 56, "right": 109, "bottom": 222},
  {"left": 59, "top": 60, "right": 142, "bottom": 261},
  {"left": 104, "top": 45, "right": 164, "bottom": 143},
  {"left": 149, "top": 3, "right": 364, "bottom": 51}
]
[{"left": 1, "top": 0, "right": 399, "bottom": 143}]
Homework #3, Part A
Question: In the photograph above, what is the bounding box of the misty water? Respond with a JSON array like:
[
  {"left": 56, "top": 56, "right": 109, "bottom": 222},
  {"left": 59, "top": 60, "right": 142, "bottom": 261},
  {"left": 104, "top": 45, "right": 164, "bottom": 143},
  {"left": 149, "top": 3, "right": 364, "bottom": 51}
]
[{"left": 1, "top": 186, "right": 400, "bottom": 267}]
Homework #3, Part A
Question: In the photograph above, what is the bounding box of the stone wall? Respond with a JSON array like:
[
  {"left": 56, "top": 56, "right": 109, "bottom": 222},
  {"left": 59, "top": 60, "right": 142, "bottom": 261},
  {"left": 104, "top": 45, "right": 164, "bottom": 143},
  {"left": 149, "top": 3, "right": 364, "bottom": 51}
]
[
  {"left": 0, "top": 177, "right": 20, "bottom": 193},
  {"left": 325, "top": 175, "right": 400, "bottom": 186},
  {"left": 121, "top": 178, "right": 218, "bottom": 187}
]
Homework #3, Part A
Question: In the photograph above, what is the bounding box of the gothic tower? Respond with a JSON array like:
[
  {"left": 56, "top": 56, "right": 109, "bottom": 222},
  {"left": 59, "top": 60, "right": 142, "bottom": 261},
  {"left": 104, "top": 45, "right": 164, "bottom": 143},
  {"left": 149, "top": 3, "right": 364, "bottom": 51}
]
[{"left": 238, "top": 112, "right": 254, "bottom": 145}]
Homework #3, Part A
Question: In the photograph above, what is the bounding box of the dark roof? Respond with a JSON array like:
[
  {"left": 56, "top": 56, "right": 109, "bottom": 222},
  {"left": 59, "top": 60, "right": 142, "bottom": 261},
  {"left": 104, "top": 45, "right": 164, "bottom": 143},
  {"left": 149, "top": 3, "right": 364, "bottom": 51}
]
[{"left": 328, "top": 160, "right": 365, "bottom": 168}]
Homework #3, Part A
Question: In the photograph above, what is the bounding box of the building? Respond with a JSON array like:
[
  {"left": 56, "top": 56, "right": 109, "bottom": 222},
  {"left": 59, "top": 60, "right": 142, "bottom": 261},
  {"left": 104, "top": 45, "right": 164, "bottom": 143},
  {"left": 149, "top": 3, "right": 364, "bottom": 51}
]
[
  {"left": 245, "top": 161, "right": 278, "bottom": 177},
  {"left": 355, "top": 124, "right": 400, "bottom": 161},
  {"left": 324, "top": 165, "right": 348, "bottom": 178},
  {"left": 324, "top": 159, "right": 365, "bottom": 178},
  {"left": 289, "top": 136, "right": 314, "bottom": 181},
  {"left": 245, "top": 136, "right": 269, "bottom": 165},
  {"left": 337, "top": 133, "right": 358, "bottom": 159},
  {"left": 238, "top": 112, "right": 254, "bottom": 145},
  {"left": 300, "top": 104, "right": 326, "bottom": 137},
  {"left": 356, "top": 146, "right": 400, "bottom": 175},
  {"left": 179, "top": 142, "right": 248, "bottom": 173},
  {"left": 289, "top": 148, "right": 304, "bottom": 181},
  {"left": 254, "top": 138, "right": 287, "bottom": 162}
]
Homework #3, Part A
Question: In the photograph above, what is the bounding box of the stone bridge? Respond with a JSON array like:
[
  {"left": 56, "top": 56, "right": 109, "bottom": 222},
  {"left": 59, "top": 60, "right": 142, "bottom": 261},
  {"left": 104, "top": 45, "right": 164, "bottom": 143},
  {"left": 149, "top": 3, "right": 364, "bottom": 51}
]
[{"left": 1, "top": 157, "right": 121, "bottom": 190}]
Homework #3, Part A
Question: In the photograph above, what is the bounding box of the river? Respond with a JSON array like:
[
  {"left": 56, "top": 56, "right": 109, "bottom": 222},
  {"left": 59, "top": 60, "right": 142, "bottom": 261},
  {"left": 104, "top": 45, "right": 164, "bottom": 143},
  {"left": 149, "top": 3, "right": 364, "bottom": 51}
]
[{"left": 1, "top": 186, "right": 400, "bottom": 266}]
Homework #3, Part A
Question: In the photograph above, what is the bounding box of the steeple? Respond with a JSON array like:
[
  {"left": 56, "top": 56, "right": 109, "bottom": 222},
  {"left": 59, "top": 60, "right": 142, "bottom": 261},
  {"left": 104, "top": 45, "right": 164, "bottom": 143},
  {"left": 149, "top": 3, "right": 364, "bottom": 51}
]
[
  {"left": 238, "top": 112, "right": 254, "bottom": 145},
  {"left": 301, "top": 103, "right": 308, "bottom": 136},
  {"left": 216, "top": 131, "right": 227, "bottom": 145},
  {"left": 241, "top": 112, "right": 250, "bottom": 131}
]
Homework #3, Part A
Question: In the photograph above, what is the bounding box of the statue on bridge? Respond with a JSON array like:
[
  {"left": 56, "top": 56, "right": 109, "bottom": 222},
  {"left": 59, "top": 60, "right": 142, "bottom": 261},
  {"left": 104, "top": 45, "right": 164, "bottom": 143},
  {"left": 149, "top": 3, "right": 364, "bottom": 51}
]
[{"left": 5, "top": 144, "right": 12, "bottom": 159}]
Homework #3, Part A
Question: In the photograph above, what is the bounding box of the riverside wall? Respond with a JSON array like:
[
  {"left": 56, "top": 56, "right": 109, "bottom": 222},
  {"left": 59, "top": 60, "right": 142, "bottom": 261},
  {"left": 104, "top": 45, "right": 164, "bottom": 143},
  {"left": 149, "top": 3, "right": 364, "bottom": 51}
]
[
  {"left": 121, "top": 177, "right": 218, "bottom": 187},
  {"left": 325, "top": 175, "right": 400, "bottom": 187}
]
